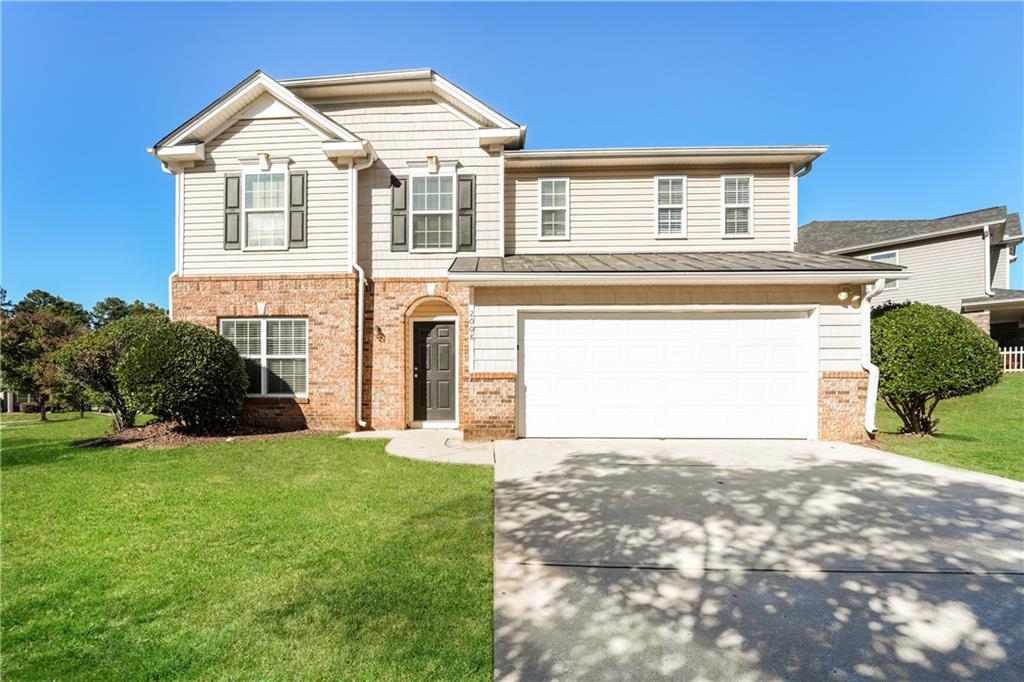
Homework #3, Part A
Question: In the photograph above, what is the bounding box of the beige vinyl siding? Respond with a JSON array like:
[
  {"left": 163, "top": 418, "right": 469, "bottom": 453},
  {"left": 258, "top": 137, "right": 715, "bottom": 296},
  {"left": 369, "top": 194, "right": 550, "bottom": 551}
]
[
  {"left": 181, "top": 117, "right": 348, "bottom": 275},
  {"left": 318, "top": 99, "right": 500, "bottom": 278},
  {"left": 993, "top": 244, "right": 1010, "bottom": 290},
  {"left": 849, "top": 232, "right": 987, "bottom": 311},
  {"left": 469, "top": 285, "right": 863, "bottom": 374},
  {"left": 505, "top": 166, "right": 792, "bottom": 254}
]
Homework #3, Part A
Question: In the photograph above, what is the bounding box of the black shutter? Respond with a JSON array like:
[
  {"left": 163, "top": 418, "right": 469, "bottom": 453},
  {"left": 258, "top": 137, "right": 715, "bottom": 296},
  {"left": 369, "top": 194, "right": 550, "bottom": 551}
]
[
  {"left": 289, "top": 171, "right": 307, "bottom": 248},
  {"left": 224, "top": 174, "right": 241, "bottom": 250},
  {"left": 391, "top": 175, "right": 408, "bottom": 251},
  {"left": 457, "top": 174, "right": 476, "bottom": 251}
]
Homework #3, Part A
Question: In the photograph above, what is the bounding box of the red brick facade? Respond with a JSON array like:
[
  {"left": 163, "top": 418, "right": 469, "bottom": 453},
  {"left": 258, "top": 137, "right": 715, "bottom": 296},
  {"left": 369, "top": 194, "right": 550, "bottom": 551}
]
[
  {"left": 818, "top": 371, "right": 870, "bottom": 442},
  {"left": 464, "top": 373, "right": 517, "bottom": 441},
  {"left": 360, "top": 278, "right": 471, "bottom": 430},
  {"left": 173, "top": 274, "right": 872, "bottom": 443},
  {"left": 171, "top": 274, "right": 358, "bottom": 431}
]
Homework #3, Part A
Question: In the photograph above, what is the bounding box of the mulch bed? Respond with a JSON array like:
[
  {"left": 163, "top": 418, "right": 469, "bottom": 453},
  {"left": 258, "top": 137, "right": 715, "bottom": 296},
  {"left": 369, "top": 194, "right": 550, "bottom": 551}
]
[{"left": 79, "top": 420, "right": 332, "bottom": 449}]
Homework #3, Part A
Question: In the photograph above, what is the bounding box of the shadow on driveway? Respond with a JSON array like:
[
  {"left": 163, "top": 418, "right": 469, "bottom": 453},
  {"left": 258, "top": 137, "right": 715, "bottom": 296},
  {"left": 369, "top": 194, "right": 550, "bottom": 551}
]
[{"left": 495, "top": 441, "right": 1024, "bottom": 681}]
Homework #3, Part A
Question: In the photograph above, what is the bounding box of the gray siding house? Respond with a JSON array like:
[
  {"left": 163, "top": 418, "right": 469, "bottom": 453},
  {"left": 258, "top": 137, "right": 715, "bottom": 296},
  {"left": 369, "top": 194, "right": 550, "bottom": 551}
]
[{"left": 798, "top": 207, "right": 1023, "bottom": 346}]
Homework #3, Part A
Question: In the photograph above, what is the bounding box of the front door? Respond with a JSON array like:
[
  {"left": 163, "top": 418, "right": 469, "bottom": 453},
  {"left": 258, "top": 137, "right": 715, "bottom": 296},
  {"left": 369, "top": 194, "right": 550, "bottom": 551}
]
[{"left": 413, "top": 321, "right": 456, "bottom": 422}]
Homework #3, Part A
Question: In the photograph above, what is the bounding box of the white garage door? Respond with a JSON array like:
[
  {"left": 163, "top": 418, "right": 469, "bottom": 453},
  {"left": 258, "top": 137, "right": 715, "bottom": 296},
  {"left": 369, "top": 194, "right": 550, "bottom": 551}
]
[{"left": 518, "top": 312, "right": 817, "bottom": 439}]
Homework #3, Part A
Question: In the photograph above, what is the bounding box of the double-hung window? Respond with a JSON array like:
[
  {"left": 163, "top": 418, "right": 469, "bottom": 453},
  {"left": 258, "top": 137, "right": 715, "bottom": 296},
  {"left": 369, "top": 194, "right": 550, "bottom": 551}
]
[
  {"left": 655, "top": 177, "right": 686, "bottom": 237},
  {"left": 868, "top": 251, "right": 900, "bottom": 290},
  {"left": 538, "top": 178, "right": 569, "bottom": 239},
  {"left": 243, "top": 164, "right": 288, "bottom": 249},
  {"left": 722, "top": 175, "right": 753, "bottom": 237},
  {"left": 221, "top": 318, "right": 308, "bottom": 396},
  {"left": 410, "top": 174, "right": 456, "bottom": 251}
]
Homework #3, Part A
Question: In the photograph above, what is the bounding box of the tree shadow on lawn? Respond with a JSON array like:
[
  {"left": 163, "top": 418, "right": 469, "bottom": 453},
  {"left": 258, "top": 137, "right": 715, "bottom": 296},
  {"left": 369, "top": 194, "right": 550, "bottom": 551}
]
[{"left": 495, "top": 450, "right": 1024, "bottom": 681}]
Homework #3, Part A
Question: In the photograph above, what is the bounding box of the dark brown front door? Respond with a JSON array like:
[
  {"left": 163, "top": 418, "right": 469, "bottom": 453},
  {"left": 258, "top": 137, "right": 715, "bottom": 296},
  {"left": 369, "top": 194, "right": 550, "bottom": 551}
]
[{"left": 413, "top": 321, "right": 455, "bottom": 422}]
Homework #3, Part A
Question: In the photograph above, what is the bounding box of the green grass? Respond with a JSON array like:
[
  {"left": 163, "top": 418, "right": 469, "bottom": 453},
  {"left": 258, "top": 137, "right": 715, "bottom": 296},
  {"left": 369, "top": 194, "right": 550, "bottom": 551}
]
[
  {"left": 875, "top": 373, "right": 1024, "bottom": 481},
  {"left": 1, "top": 414, "right": 493, "bottom": 680}
]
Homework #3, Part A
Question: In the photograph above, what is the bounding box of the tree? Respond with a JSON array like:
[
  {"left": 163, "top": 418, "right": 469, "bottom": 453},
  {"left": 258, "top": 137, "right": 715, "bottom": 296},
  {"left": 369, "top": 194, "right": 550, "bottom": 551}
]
[
  {"left": 90, "top": 297, "right": 166, "bottom": 329},
  {"left": 118, "top": 321, "right": 248, "bottom": 429},
  {"left": 871, "top": 302, "right": 1002, "bottom": 435},
  {"left": 14, "top": 289, "right": 90, "bottom": 328},
  {"left": 1, "top": 307, "right": 86, "bottom": 420},
  {"left": 56, "top": 314, "right": 169, "bottom": 430}
]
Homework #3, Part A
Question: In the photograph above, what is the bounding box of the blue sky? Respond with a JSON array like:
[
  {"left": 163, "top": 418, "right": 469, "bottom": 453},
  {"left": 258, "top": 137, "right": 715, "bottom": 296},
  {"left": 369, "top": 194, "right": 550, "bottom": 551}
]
[{"left": 3, "top": 2, "right": 1022, "bottom": 308}]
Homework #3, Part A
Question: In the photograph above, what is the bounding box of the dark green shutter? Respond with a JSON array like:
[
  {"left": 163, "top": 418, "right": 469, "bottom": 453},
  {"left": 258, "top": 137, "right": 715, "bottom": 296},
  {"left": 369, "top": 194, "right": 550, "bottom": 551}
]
[
  {"left": 224, "top": 174, "right": 241, "bottom": 250},
  {"left": 457, "top": 174, "right": 476, "bottom": 251},
  {"left": 391, "top": 175, "right": 408, "bottom": 251},
  {"left": 289, "top": 171, "right": 307, "bottom": 248}
]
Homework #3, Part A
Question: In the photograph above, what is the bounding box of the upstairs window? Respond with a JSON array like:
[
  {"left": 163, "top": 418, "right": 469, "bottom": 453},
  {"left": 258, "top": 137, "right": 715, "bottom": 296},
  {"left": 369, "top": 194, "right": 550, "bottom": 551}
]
[
  {"left": 243, "top": 165, "right": 288, "bottom": 249},
  {"left": 869, "top": 251, "right": 900, "bottom": 290},
  {"left": 655, "top": 177, "right": 686, "bottom": 237},
  {"left": 539, "top": 178, "right": 569, "bottom": 239},
  {"left": 221, "top": 318, "right": 308, "bottom": 396},
  {"left": 722, "top": 175, "right": 753, "bottom": 237},
  {"left": 411, "top": 175, "right": 455, "bottom": 251}
]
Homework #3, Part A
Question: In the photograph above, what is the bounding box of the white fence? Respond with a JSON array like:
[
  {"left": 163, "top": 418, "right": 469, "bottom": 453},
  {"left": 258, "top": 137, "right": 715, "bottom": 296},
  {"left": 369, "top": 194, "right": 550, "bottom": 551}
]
[{"left": 1002, "top": 346, "right": 1024, "bottom": 372}]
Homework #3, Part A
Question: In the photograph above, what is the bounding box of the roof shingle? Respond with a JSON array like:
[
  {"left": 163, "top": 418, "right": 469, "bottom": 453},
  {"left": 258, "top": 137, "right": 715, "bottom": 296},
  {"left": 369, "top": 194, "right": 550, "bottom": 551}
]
[{"left": 797, "top": 206, "right": 1019, "bottom": 254}]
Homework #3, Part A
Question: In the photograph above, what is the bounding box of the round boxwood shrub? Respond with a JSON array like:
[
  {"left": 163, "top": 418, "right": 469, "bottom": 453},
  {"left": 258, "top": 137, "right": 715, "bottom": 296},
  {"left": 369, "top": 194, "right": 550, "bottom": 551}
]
[
  {"left": 117, "top": 321, "right": 248, "bottom": 428},
  {"left": 56, "top": 313, "right": 168, "bottom": 430},
  {"left": 871, "top": 301, "right": 1001, "bottom": 435}
]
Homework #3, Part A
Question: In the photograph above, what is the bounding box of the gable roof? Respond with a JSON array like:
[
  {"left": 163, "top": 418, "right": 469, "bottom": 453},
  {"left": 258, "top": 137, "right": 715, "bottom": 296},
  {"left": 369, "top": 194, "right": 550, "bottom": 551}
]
[
  {"left": 151, "top": 71, "right": 363, "bottom": 151},
  {"left": 279, "top": 68, "right": 525, "bottom": 146},
  {"left": 797, "top": 206, "right": 1021, "bottom": 254}
]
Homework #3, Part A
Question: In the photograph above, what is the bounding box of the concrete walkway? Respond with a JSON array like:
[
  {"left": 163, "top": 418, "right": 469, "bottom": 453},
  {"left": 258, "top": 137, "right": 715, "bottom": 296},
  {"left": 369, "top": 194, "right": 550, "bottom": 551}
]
[
  {"left": 495, "top": 439, "right": 1024, "bottom": 681},
  {"left": 344, "top": 429, "right": 494, "bottom": 465}
]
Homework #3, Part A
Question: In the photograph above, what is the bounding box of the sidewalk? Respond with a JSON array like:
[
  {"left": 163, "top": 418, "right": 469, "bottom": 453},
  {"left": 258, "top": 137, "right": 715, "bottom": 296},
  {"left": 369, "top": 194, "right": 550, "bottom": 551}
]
[{"left": 344, "top": 429, "right": 494, "bottom": 466}]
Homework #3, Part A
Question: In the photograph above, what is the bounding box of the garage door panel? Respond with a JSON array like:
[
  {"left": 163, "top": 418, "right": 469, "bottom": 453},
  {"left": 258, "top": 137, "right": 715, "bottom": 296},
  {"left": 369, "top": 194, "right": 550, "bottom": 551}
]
[{"left": 520, "top": 313, "right": 815, "bottom": 439}]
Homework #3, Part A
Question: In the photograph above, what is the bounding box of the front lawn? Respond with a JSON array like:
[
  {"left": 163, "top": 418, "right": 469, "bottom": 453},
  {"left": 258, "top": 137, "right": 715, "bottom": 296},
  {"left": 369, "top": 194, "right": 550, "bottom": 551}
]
[
  {"left": 1, "top": 414, "right": 493, "bottom": 680},
  {"left": 875, "top": 373, "right": 1024, "bottom": 481}
]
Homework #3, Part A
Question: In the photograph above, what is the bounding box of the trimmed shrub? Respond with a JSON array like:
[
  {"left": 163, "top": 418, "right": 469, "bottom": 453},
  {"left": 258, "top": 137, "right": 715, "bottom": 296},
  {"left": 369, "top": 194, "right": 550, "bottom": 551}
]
[
  {"left": 871, "top": 301, "right": 1002, "bottom": 434},
  {"left": 56, "top": 314, "right": 168, "bottom": 430},
  {"left": 117, "top": 321, "right": 248, "bottom": 428}
]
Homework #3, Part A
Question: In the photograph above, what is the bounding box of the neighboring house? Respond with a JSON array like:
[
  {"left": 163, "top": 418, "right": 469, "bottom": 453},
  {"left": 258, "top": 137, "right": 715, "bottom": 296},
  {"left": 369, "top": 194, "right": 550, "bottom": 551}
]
[
  {"left": 149, "top": 69, "right": 906, "bottom": 443},
  {"left": 798, "top": 207, "right": 1023, "bottom": 346}
]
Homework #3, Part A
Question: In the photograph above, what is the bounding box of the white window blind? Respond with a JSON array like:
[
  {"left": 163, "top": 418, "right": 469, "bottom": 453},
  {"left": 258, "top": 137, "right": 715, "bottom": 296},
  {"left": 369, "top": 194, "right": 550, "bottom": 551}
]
[
  {"left": 656, "top": 177, "right": 686, "bottom": 236},
  {"left": 220, "top": 318, "right": 308, "bottom": 396},
  {"left": 723, "top": 176, "right": 753, "bottom": 236}
]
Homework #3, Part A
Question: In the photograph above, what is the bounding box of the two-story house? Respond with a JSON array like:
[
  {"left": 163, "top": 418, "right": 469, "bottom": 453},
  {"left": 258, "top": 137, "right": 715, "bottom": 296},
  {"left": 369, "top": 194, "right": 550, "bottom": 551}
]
[
  {"left": 149, "top": 69, "right": 905, "bottom": 442},
  {"left": 798, "top": 207, "right": 1023, "bottom": 346}
]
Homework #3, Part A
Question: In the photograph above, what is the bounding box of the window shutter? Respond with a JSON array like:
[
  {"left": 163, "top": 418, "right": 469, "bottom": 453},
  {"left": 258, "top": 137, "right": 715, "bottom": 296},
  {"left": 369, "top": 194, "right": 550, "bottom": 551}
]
[
  {"left": 224, "top": 174, "right": 241, "bottom": 250},
  {"left": 457, "top": 174, "right": 476, "bottom": 251},
  {"left": 289, "top": 171, "right": 308, "bottom": 248},
  {"left": 391, "top": 175, "right": 408, "bottom": 252}
]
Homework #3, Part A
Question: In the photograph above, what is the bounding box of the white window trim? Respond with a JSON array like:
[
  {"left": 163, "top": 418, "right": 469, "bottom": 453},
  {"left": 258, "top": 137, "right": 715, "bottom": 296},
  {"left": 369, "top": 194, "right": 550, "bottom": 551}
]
[
  {"left": 654, "top": 175, "right": 687, "bottom": 239},
  {"left": 241, "top": 161, "right": 290, "bottom": 252},
  {"left": 220, "top": 318, "right": 308, "bottom": 398},
  {"left": 721, "top": 174, "right": 755, "bottom": 238},
  {"left": 408, "top": 166, "right": 458, "bottom": 254},
  {"left": 867, "top": 250, "right": 900, "bottom": 290},
  {"left": 537, "top": 177, "right": 571, "bottom": 241}
]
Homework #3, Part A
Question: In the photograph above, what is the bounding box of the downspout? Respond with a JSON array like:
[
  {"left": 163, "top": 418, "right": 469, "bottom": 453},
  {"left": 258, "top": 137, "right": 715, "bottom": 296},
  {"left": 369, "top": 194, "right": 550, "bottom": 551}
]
[
  {"left": 498, "top": 148, "right": 506, "bottom": 258},
  {"left": 861, "top": 277, "right": 887, "bottom": 436},
  {"left": 167, "top": 169, "right": 183, "bottom": 320},
  {"left": 349, "top": 151, "right": 376, "bottom": 429},
  {"left": 982, "top": 225, "right": 995, "bottom": 296}
]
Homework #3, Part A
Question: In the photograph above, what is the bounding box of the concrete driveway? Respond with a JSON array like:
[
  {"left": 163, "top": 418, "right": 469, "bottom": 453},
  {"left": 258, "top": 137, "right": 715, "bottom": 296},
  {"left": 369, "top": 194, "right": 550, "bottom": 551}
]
[{"left": 494, "top": 439, "right": 1024, "bottom": 681}]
